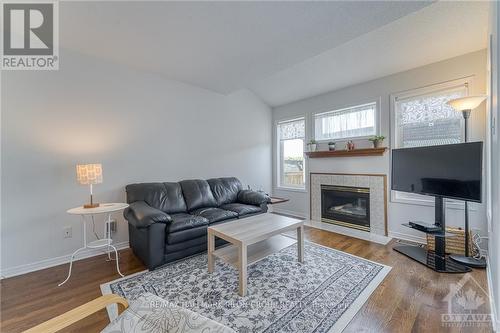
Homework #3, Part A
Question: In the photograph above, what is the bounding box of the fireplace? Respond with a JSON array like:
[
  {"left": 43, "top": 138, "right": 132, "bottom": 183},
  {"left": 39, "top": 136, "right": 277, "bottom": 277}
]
[{"left": 321, "top": 185, "right": 370, "bottom": 231}]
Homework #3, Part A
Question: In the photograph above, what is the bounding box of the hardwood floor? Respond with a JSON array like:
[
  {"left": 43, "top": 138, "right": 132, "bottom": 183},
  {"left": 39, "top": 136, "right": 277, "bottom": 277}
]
[{"left": 1, "top": 227, "right": 492, "bottom": 333}]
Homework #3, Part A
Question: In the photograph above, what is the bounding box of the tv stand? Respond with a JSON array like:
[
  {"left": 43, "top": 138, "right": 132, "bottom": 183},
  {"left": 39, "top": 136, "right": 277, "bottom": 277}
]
[{"left": 393, "top": 196, "right": 471, "bottom": 273}]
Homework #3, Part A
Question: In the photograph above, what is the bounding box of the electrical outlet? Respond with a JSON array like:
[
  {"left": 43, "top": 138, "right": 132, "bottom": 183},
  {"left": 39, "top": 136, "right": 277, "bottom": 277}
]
[
  {"left": 63, "top": 226, "right": 72, "bottom": 238},
  {"left": 108, "top": 219, "right": 117, "bottom": 234}
]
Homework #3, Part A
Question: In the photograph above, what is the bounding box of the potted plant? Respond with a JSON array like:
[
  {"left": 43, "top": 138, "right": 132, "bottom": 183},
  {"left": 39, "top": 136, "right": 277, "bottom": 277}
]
[
  {"left": 368, "top": 135, "right": 386, "bottom": 148},
  {"left": 308, "top": 139, "right": 318, "bottom": 152},
  {"left": 328, "top": 142, "right": 336, "bottom": 151}
]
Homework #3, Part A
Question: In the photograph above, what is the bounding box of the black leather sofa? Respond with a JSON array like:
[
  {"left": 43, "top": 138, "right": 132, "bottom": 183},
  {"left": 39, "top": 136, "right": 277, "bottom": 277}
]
[{"left": 124, "top": 177, "right": 270, "bottom": 270}]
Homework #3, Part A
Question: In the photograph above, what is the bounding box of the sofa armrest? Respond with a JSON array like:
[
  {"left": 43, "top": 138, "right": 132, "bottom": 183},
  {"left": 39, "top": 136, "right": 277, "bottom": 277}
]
[
  {"left": 237, "top": 190, "right": 271, "bottom": 206},
  {"left": 124, "top": 201, "right": 172, "bottom": 229}
]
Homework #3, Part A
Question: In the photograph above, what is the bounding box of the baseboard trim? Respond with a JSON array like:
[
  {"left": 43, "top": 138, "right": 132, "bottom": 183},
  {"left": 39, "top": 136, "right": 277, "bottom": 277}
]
[
  {"left": 271, "top": 208, "right": 306, "bottom": 219},
  {"left": 0, "top": 241, "right": 130, "bottom": 279},
  {"left": 388, "top": 230, "right": 427, "bottom": 244},
  {"left": 486, "top": 256, "right": 499, "bottom": 331}
]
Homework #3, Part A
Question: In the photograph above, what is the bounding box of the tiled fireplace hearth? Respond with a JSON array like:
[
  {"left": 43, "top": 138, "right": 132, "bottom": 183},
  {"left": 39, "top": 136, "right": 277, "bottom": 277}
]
[{"left": 310, "top": 173, "right": 389, "bottom": 243}]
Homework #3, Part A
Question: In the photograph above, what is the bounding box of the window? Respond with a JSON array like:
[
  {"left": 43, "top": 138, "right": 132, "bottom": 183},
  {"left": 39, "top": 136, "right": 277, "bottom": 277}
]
[
  {"left": 314, "top": 102, "right": 377, "bottom": 141},
  {"left": 394, "top": 86, "right": 466, "bottom": 148},
  {"left": 277, "top": 118, "right": 305, "bottom": 189},
  {"left": 392, "top": 80, "right": 468, "bottom": 205}
]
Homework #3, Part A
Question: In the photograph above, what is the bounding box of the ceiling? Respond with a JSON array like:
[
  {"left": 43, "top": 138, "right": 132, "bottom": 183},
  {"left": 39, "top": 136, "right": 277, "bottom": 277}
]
[
  {"left": 60, "top": 1, "right": 489, "bottom": 107},
  {"left": 250, "top": 1, "right": 490, "bottom": 106}
]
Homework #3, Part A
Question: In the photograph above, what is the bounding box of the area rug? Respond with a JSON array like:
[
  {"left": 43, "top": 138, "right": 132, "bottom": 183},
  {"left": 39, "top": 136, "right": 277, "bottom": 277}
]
[{"left": 101, "top": 241, "right": 391, "bottom": 333}]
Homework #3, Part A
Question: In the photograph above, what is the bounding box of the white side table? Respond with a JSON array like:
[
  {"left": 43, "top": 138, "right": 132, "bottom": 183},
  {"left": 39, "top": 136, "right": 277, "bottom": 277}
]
[{"left": 58, "top": 203, "right": 129, "bottom": 286}]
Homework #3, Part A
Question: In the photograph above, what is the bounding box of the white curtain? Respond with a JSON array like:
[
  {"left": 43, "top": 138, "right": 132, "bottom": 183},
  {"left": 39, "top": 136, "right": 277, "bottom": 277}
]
[{"left": 314, "top": 103, "right": 376, "bottom": 141}]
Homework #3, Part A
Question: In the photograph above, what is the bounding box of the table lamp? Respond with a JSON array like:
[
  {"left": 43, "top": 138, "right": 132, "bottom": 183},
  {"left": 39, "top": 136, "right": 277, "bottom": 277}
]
[
  {"left": 446, "top": 95, "right": 486, "bottom": 268},
  {"left": 76, "top": 163, "right": 103, "bottom": 208}
]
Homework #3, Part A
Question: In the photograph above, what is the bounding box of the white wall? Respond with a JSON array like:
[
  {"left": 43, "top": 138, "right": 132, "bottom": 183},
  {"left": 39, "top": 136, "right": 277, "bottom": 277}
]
[
  {"left": 487, "top": 2, "right": 500, "bottom": 329},
  {"left": 272, "top": 50, "right": 488, "bottom": 242},
  {"left": 0, "top": 49, "right": 272, "bottom": 276}
]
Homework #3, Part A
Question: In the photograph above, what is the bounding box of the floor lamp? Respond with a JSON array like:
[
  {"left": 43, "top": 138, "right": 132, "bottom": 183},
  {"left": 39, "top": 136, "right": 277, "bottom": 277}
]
[{"left": 446, "top": 95, "right": 487, "bottom": 268}]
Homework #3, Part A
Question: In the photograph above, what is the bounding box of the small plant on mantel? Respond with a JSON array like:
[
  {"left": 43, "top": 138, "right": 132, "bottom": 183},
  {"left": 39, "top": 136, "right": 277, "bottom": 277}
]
[
  {"left": 308, "top": 139, "right": 318, "bottom": 152},
  {"left": 368, "top": 135, "right": 386, "bottom": 148}
]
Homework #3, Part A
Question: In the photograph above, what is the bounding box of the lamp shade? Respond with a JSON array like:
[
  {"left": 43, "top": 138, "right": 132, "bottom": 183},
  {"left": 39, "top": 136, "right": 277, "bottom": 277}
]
[
  {"left": 446, "top": 95, "right": 487, "bottom": 111},
  {"left": 76, "top": 164, "right": 103, "bottom": 185}
]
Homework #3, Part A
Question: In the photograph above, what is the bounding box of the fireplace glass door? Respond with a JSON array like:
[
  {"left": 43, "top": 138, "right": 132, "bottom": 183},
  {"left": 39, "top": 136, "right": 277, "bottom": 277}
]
[{"left": 321, "top": 185, "right": 370, "bottom": 231}]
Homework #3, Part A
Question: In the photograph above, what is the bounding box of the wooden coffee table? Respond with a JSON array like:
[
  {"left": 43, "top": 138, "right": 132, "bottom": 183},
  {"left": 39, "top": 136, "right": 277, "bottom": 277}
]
[{"left": 207, "top": 213, "right": 304, "bottom": 296}]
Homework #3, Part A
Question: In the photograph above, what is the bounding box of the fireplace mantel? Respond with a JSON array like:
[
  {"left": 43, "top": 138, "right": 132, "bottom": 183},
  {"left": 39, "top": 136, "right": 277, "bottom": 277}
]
[{"left": 305, "top": 147, "right": 387, "bottom": 158}]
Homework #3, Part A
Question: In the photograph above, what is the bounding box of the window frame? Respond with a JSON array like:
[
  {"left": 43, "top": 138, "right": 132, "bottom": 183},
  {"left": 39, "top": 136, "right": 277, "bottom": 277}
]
[
  {"left": 275, "top": 116, "right": 307, "bottom": 192},
  {"left": 312, "top": 100, "right": 380, "bottom": 143},
  {"left": 389, "top": 77, "right": 475, "bottom": 209}
]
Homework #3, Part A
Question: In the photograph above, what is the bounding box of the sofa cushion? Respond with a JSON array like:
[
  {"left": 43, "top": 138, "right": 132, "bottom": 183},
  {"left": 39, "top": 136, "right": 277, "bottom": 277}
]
[
  {"left": 164, "top": 237, "right": 229, "bottom": 266},
  {"left": 221, "top": 203, "right": 262, "bottom": 216},
  {"left": 190, "top": 207, "right": 238, "bottom": 223},
  {"left": 168, "top": 213, "right": 208, "bottom": 234},
  {"left": 165, "top": 235, "right": 229, "bottom": 254},
  {"left": 180, "top": 179, "right": 218, "bottom": 211},
  {"left": 164, "top": 236, "right": 208, "bottom": 253},
  {"left": 166, "top": 225, "right": 207, "bottom": 244},
  {"left": 125, "top": 182, "right": 187, "bottom": 214},
  {"left": 207, "top": 177, "right": 243, "bottom": 205}
]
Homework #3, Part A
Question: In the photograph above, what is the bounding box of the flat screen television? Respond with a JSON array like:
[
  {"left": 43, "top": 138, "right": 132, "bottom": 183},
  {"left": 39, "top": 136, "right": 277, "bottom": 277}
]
[{"left": 391, "top": 142, "right": 482, "bottom": 202}]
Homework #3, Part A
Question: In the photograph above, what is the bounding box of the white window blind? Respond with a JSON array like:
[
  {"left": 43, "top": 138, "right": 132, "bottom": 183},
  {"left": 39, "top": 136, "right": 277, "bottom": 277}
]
[
  {"left": 278, "top": 118, "right": 305, "bottom": 141},
  {"left": 277, "top": 118, "right": 305, "bottom": 189},
  {"left": 314, "top": 102, "right": 376, "bottom": 141},
  {"left": 394, "top": 85, "right": 466, "bottom": 148}
]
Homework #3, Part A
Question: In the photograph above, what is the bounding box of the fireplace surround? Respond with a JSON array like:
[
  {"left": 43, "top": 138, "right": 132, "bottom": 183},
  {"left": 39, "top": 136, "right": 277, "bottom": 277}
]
[{"left": 310, "top": 173, "right": 388, "bottom": 238}]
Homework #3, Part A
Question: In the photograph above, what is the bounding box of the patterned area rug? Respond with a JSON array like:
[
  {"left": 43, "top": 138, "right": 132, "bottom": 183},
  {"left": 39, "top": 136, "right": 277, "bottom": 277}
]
[{"left": 102, "top": 241, "right": 390, "bottom": 333}]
